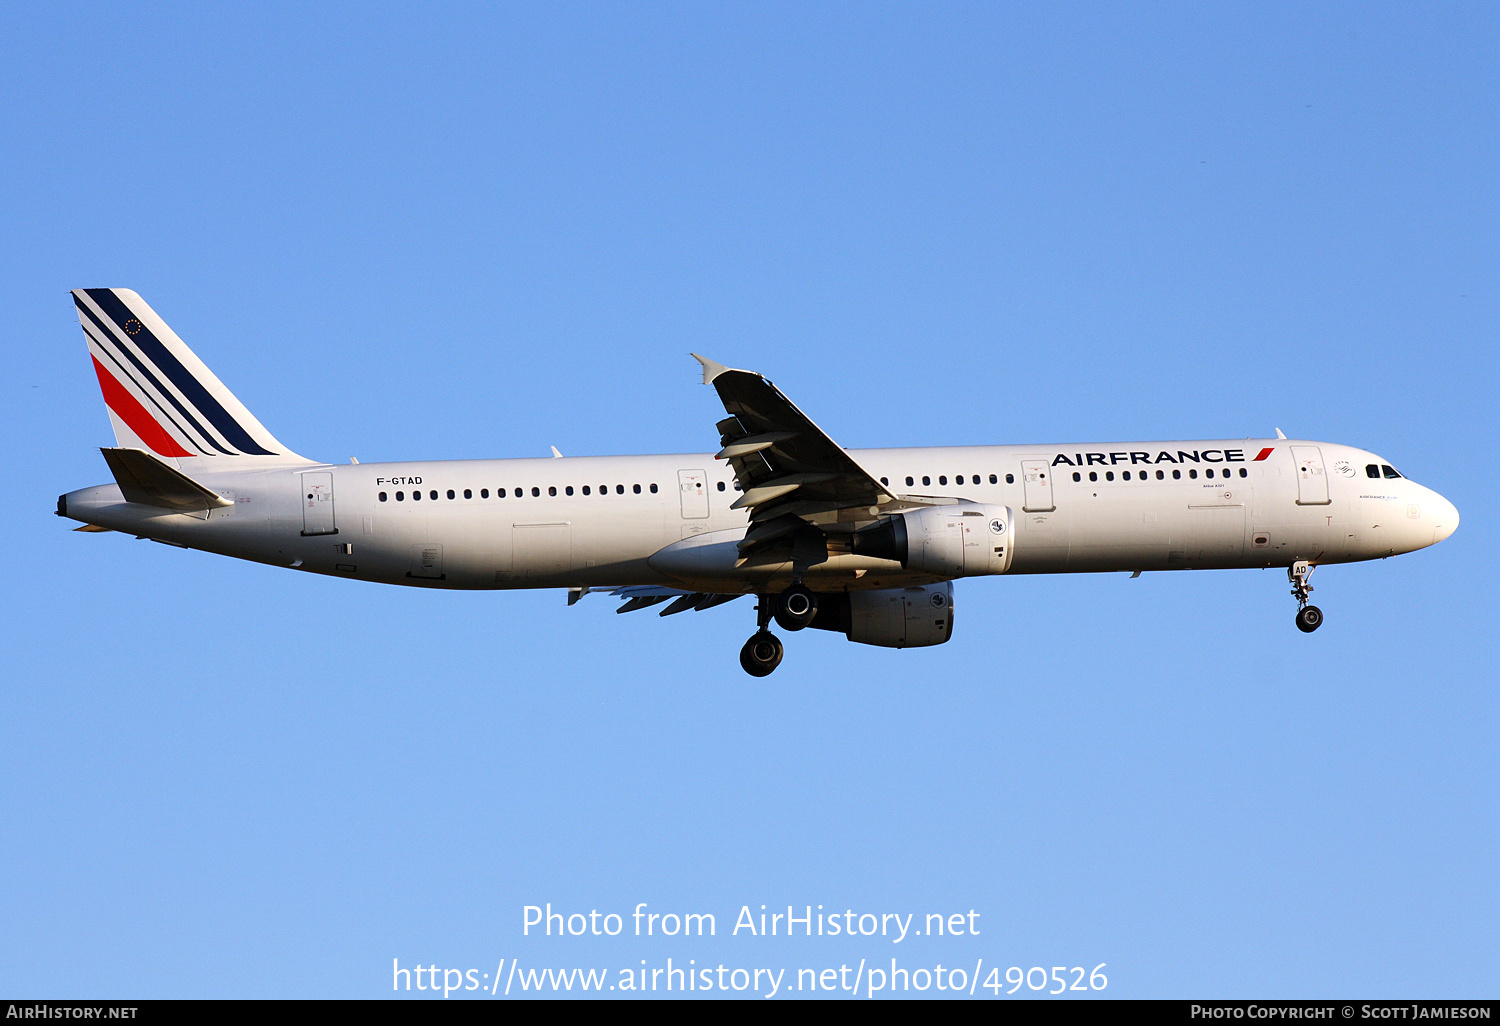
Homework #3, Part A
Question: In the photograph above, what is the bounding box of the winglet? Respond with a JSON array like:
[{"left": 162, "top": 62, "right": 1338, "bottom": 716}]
[{"left": 690, "top": 353, "right": 730, "bottom": 385}]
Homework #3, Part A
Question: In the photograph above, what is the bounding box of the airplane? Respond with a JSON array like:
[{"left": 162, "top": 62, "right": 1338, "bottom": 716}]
[{"left": 57, "top": 288, "right": 1460, "bottom": 676}]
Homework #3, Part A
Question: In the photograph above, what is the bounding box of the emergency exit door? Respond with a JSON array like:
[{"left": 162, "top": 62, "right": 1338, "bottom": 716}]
[
  {"left": 678, "top": 469, "right": 709, "bottom": 518},
  {"left": 300, "top": 472, "right": 337, "bottom": 535},
  {"left": 1020, "top": 460, "right": 1055, "bottom": 512}
]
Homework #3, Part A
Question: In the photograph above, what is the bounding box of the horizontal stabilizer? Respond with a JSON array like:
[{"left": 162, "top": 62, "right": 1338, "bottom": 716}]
[{"left": 100, "top": 447, "right": 233, "bottom": 511}]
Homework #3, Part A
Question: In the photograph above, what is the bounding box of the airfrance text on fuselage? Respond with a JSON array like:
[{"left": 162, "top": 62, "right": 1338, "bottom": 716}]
[{"left": 1051, "top": 448, "right": 1267, "bottom": 468}]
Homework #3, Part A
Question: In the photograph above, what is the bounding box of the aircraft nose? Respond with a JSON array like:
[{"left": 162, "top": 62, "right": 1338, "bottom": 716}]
[{"left": 1431, "top": 493, "right": 1460, "bottom": 544}]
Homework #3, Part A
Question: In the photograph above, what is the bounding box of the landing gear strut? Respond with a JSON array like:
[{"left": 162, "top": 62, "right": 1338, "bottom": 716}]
[
  {"left": 1289, "top": 560, "right": 1323, "bottom": 633},
  {"left": 741, "top": 595, "right": 784, "bottom": 676}
]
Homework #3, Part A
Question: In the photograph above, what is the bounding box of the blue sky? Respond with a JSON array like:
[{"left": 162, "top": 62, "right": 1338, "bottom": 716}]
[{"left": 2, "top": 2, "right": 1495, "bottom": 998}]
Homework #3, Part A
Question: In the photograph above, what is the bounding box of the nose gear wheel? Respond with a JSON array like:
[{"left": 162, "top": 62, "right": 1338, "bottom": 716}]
[{"left": 1288, "top": 561, "right": 1324, "bottom": 632}]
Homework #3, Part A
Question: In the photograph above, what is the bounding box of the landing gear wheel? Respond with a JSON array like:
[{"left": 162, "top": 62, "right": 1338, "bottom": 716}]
[
  {"left": 1287, "top": 561, "right": 1322, "bottom": 633},
  {"left": 740, "top": 631, "right": 784, "bottom": 677},
  {"left": 773, "top": 585, "right": 818, "bottom": 632},
  {"left": 1295, "top": 605, "right": 1324, "bottom": 633}
]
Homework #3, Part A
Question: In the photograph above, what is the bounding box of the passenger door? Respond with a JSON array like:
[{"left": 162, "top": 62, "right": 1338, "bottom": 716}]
[
  {"left": 300, "top": 472, "right": 337, "bottom": 536},
  {"left": 1291, "top": 445, "right": 1331, "bottom": 505}
]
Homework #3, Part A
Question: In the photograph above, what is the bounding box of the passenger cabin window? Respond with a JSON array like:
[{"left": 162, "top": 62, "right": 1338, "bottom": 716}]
[
  {"left": 717, "top": 482, "right": 725, "bottom": 491},
  {"left": 1188, "top": 470, "right": 1197, "bottom": 479},
  {"left": 463, "top": 489, "right": 472, "bottom": 499},
  {"left": 1005, "top": 473, "right": 1014, "bottom": 484},
  {"left": 1366, "top": 464, "right": 1380, "bottom": 478},
  {"left": 989, "top": 474, "right": 997, "bottom": 484},
  {"left": 447, "top": 489, "right": 456, "bottom": 499},
  {"left": 582, "top": 485, "right": 591, "bottom": 495},
  {"left": 481, "top": 489, "right": 489, "bottom": 498},
  {"left": 616, "top": 485, "right": 624, "bottom": 494},
  {"left": 531, "top": 487, "right": 540, "bottom": 497},
  {"left": 906, "top": 476, "right": 914, "bottom": 486},
  {"left": 1105, "top": 471, "right": 1114, "bottom": 481},
  {"left": 880, "top": 477, "right": 888, "bottom": 485},
  {"left": 651, "top": 483, "right": 658, "bottom": 493},
  {"left": 1172, "top": 470, "right": 1181, "bottom": 479},
  {"left": 1239, "top": 468, "right": 1247, "bottom": 478},
  {"left": 922, "top": 476, "right": 931, "bottom": 486},
  {"left": 1382, "top": 465, "right": 1401, "bottom": 479},
  {"left": 1072, "top": 472, "right": 1081, "bottom": 482},
  {"left": 633, "top": 484, "right": 641, "bottom": 494},
  {"left": 1156, "top": 470, "right": 1164, "bottom": 479},
  {"left": 565, "top": 486, "right": 574, "bottom": 495},
  {"left": 939, "top": 476, "right": 947, "bottom": 485},
  {"left": 412, "top": 491, "right": 421, "bottom": 500},
  {"left": 379, "top": 491, "right": 388, "bottom": 502},
  {"left": 1089, "top": 471, "right": 1098, "bottom": 482},
  {"left": 396, "top": 491, "right": 405, "bottom": 501}
]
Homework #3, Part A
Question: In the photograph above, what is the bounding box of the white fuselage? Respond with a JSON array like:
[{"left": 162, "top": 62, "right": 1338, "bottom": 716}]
[{"left": 62, "top": 439, "right": 1458, "bottom": 594}]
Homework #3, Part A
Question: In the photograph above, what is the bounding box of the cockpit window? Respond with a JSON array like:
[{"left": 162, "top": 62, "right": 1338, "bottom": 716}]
[
  {"left": 1382, "top": 464, "right": 1401, "bottom": 479},
  {"left": 1366, "top": 464, "right": 1380, "bottom": 479}
]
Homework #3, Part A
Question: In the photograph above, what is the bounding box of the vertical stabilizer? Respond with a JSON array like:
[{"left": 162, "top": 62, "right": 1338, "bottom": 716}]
[{"left": 71, "top": 288, "right": 305, "bottom": 461}]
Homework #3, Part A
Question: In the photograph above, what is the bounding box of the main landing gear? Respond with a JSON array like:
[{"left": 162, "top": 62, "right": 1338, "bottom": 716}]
[
  {"left": 740, "top": 630, "right": 784, "bottom": 677},
  {"left": 740, "top": 586, "right": 819, "bottom": 676},
  {"left": 1289, "top": 560, "right": 1323, "bottom": 633}
]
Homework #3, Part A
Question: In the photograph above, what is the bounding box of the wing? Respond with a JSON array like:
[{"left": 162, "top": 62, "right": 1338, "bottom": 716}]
[{"left": 691, "top": 355, "right": 927, "bottom": 569}]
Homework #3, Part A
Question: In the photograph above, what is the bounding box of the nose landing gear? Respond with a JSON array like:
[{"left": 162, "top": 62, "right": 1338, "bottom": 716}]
[{"left": 1289, "top": 560, "right": 1323, "bottom": 633}]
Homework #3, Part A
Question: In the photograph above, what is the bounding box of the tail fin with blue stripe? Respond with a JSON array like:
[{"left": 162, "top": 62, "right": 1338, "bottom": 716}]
[{"left": 72, "top": 288, "right": 305, "bottom": 461}]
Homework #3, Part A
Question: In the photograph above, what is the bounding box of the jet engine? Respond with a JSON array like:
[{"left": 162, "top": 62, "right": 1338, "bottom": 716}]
[
  {"left": 808, "top": 583, "right": 955, "bottom": 649},
  {"left": 850, "top": 503, "right": 1014, "bottom": 577}
]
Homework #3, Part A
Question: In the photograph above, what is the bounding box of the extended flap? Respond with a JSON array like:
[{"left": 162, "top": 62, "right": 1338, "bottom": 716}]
[{"left": 100, "top": 448, "right": 233, "bottom": 511}]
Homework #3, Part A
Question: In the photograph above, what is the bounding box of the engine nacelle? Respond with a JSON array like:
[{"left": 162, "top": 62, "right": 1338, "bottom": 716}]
[
  {"left": 850, "top": 503, "right": 1013, "bottom": 577},
  {"left": 809, "top": 583, "right": 955, "bottom": 648}
]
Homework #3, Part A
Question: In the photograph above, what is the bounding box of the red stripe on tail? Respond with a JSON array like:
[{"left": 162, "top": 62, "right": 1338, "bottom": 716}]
[
  {"left": 91, "top": 356, "right": 192, "bottom": 457},
  {"left": 1252, "top": 447, "right": 1275, "bottom": 461}
]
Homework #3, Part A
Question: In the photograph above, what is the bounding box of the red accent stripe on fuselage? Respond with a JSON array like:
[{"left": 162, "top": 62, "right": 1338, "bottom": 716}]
[
  {"left": 1252, "top": 447, "right": 1275, "bottom": 461},
  {"left": 91, "top": 355, "right": 193, "bottom": 457}
]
